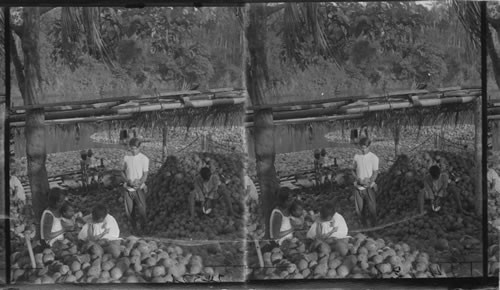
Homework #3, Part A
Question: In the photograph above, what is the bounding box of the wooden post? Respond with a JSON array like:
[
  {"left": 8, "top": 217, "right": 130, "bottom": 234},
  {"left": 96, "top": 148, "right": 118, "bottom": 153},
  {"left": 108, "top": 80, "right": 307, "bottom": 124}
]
[
  {"left": 162, "top": 125, "right": 168, "bottom": 163},
  {"left": 474, "top": 97, "right": 482, "bottom": 216},
  {"left": 493, "top": 120, "right": 500, "bottom": 152}
]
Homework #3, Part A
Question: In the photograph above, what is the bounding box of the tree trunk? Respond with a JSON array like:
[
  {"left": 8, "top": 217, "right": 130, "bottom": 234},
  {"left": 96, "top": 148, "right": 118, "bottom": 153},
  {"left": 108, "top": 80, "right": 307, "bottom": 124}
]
[
  {"left": 492, "top": 121, "right": 500, "bottom": 152},
  {"left": 488, "top": 26, "right": 500, "bottom": 90},
  {"left": 25, "top": 109, "right": 50, "bottom": 226},
  {"left": 245, "top": 3, "right": 280, "bottom": 239},
  {"left": 474, "top": 98, "right": 482, "bottom": 216},
  {"left": 19, "top": 8, "right": 50, "bottom": 230}
]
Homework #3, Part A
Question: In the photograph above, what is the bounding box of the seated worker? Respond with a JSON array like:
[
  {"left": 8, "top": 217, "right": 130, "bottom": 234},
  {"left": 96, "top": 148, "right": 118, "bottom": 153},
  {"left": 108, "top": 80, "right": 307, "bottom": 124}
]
[
  {"left": 419, "top": 165, "right": 463, "bottom": 214},
  {"left": 306, "top": 202, "right": 348, "bottom": 240},
  {"left": 189, "top": 167, "right": 234, "bottom": 219},
  {"left": 289, "top": 200, "right": 307, "bottom": 230},
  {"left": 10, "top": 167, "right": 26, "bottom": 211},
  {"left": 60, "top": 203, "right": 85, "bottom": 230},
  {"left": 60, "top": 203, "right": 85, "bottom": 241},
  {"left": 270, "top": 189, "right": 294, "bottom": 245},
  {"left": 245, "top": 174, "right": 259, "bottom": 206},
  {"left": 41, "top": 188, "right": 69, "bottom": 247},
  {"left": 78, "top": 204, "right": 120, "bottom": 241}
]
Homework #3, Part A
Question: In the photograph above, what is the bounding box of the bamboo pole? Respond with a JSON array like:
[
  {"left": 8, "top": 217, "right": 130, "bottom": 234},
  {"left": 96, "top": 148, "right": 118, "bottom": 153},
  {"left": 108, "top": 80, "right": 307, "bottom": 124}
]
[
  {"left": 113, "top": 97, "right": 245, "bottom": 114},
  {"left": 248, "top": 88, "right": 480, "bottom": 110},
  {"left": 244, "top": 114, "right": 364, "bottom": 127},
  {"left": 10, "top": 114, "right": 134, "bottom": 127},
  {"left": 246, "top": 102, "right": 347, "bottom": 122},
  {"left": 10, "top": 107, "right": 115, "bottom": 122},
  {"left": 340, "top": 96, "right": 476, "bottom": 114},
  {"left": 12, "top": 88, "right": 244, "bottom": 111},
  {"left": 184, "top": 97, "right": 246, "bottom": 108}
]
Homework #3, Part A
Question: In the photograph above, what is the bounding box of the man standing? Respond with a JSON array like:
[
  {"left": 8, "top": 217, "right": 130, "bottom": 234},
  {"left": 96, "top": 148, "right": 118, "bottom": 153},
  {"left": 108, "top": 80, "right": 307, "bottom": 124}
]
[
  {"left": 352, "top": 137, "right": 379, "bottom": 227},
  {"left": 122, "top": 138, "right": 149, "bottom": 234}
]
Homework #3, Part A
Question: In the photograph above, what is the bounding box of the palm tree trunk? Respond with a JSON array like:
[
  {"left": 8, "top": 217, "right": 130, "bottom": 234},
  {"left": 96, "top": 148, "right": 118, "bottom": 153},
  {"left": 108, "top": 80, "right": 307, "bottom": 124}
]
[
  {"left": 18, "top": 8, "right": 50, "bottom": 229},
  {"left": 487, "top": 28, "right": 500, "bottom": 90},
  {"left": 244, "top": 3, "right": 280, "bottom": 239}
]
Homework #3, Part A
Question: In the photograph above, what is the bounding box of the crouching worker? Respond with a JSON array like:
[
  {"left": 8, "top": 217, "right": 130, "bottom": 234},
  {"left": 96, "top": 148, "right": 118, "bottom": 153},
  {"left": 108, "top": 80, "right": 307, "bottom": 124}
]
[
  {"left": 121, "top": 137, "right": 149, "bottom": 234},
  {"left": 419, "top": 165, "right": 463, "bottom": 214},
  {"left": 189, "top": 167, "right": 233, "bottom": 219},
  {"left": 306, "top": 202, "right": 348, "bottom": 241},
  {"left": 78, "top": 205, "right": 120, "bottom": 241}
]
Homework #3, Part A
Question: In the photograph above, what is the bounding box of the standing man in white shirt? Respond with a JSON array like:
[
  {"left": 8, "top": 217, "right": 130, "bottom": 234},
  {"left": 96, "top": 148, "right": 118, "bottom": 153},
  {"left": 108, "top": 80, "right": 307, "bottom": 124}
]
[
  {"left": 352, "top": 137, "right": 379, "bottom": 227},
  {"left": 121, "top": 138, "right": 149, "bottom": 234}
]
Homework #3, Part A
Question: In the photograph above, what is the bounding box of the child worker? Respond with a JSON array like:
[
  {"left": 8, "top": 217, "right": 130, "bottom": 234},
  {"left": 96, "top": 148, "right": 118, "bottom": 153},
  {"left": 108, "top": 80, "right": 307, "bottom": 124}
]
[
  {"left": 189, "top": 166, "right": 234, "bottom": 219},
  {"left": 121, "top": 137, "right": 149, "bottom": 235},
  {"left": 60, "top": 203, "right": 85, "bottom": 241},
  {"left": 352, "top": 137, "right": 379, "bottom": 227},
  {"left": 419, "top": 165, "right": 464, "bottom": 214},
  {"left": 306, "top": 201, "right": 348, "bottom": 241},
  {"left": 78, "top": 204, "right": 120, "bottom": 241}
]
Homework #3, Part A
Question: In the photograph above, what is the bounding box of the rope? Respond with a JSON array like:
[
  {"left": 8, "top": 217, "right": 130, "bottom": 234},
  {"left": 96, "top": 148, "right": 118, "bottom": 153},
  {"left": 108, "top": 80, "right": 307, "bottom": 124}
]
[{"left": 176, "top": 136, "right": 200, "bottom": 153}]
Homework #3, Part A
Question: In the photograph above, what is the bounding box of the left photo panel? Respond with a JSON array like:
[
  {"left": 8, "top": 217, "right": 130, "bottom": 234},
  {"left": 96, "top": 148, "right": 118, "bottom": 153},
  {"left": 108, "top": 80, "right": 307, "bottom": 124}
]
[
  {"left": 7, "top": 7, "right": 247, "bottom": 284},
  {"left": 0, "top": 7, "right": 6, "bottom": 285}
]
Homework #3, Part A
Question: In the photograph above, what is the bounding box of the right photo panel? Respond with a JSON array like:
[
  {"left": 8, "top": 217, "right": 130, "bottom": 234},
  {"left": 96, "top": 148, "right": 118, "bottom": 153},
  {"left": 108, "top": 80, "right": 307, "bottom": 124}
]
[
  {"left": 244, "top": 1, "right": 484, "bottom": 279},
  {"left": 487, "top": 1, "right": 500, "bottom": 279}
]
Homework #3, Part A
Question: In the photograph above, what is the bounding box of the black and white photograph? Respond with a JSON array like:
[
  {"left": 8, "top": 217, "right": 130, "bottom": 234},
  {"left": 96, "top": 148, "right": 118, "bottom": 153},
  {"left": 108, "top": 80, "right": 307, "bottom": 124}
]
[
  {"left": 2, "top": 1, "right": 500, "bottom": 289},
  {"left": 244, "top": 1, "right": 484, "bottom": 280},
  {"left": 6, "top": 6, "right": 247, "bottom": 284}
]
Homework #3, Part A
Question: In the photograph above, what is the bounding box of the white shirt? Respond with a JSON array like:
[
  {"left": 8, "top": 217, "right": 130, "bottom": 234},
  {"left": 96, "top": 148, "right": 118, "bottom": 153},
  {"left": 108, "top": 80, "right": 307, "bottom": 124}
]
[
  {"left": 40, "top": 210, "right": 64, "bottom": 246},
  {"left": 354, "top": 152, "right": 379, "bottom": 181},
  {"left": 270, "top": 209, "right": 293, "bottom": 245},
  {"left": 78, "top": 214, "right": 120, "bottom": 241},
  {"left": 306, "top": 213, "right": 348, "bottom": 240},
  {"left": 123, "top": 153, "right": 149, "bottom": 189},
  {"left": 10, "top": 176, "right": 26, "bottom": 202},
  {"left": 245, "top": 175, "right": 258, "bottom": 201},
  {"left": 488, "top": 168, "right": 500, "bottom": 193}
]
